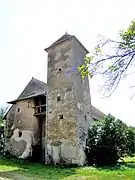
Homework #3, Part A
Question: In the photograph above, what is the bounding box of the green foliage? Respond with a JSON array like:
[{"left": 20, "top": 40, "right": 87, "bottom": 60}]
[
  {"left": 85, "top": 114, "right": 135, "bottom": 166},
  {"left": 0, "top": 157, "right": 135, "bottom": 179},
  {"left": 119, "top": 20, "right": 135, "bottom": 49},
  {"left": 0, "top": 106, "right": 7, "bottom": 155},
  {"left": 78, "top": 56, "right": 94, "bottom": 79},
  {"left": 0, "top": 106, "right": 6, "bottom": 127}
]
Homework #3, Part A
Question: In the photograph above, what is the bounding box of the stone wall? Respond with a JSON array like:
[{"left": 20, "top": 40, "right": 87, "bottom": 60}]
[
  {"left": 46, "top": 40, "right": 79, "bottom": 164},
  {"left": 46, "top": 39, "right": 91, "bottom": 165},
  {"left": 5, "top": 105, "right": 16, "bottom": 137},
  {"left": 72, "top": 41, "right": 92, "bottom": 149}
]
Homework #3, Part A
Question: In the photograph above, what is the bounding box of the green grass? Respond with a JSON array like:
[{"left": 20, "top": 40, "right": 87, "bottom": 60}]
[{"left": 0, "top": 157, "right": 135, "bottom": 179}]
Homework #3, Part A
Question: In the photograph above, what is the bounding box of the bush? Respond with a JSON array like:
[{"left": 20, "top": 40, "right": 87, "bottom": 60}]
[
  {"left": 0, "top": 106, "right": 7, "bottom": 156},
  {"left": 0, "top": 126, "right": 5, "bottom": 155},
  {"left": 85, "top": 114, "right": 135, "bottom": 166}
]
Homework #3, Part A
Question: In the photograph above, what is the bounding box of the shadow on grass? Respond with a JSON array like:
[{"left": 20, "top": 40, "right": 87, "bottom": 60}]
[
  {"left": 0, "top": 157, "right": 77, "bottom": 180},
  {"left": 95, "top": 161, "right": 135, "bottom": 172}
]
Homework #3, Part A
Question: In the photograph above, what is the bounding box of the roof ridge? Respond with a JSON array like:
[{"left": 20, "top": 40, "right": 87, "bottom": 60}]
[
  {"left": 17, "top": 77, "right": 34, "bottom": 99},
  {"left": 45, "top": 33, "right": 73, "bottom": 51},
  {"left": 32, "top": 77, "right": 46, "bottom": 90},
  {"left": 32, "top": 77, "right": 46, "bottom": 85},
  {"left": 44, "top": 33, "right": 89, "bottom": 53}
]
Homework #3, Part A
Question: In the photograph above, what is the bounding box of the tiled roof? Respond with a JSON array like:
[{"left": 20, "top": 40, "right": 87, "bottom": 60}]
[
  {"left": 45, "top": 33, "right": 73, "bottom": 51},
  {"left": 8, "top": 77, "right": 47, "bottom": 104},
  {"left": 45, "top": 33, "right": 89, "bottom": 53},
  {"left": 91, "top": 106, "right": 106, "bottom": 120}
]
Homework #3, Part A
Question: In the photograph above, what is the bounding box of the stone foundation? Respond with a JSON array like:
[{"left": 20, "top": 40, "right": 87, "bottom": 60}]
[{"left": 46, "top": 142, "right": 87, "bottom": 165}]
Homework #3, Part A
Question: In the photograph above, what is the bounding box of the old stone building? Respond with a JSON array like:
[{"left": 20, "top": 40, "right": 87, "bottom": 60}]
[{"left": 4, "top": 33, "right": 105, "bottom": 165}]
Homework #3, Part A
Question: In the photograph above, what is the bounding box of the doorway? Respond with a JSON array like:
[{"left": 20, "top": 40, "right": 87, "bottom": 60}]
[{"left": 31, "top": 117, "right": 45, "bottom": 163}]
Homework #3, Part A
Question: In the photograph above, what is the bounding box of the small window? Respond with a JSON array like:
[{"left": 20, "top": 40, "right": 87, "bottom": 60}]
[
  {"left": 59, "top": 115, "right": 63, "bottom": 119},
  {"left": 84, "top": 115, "right": 86, "bottom": 121},
  {"left": 19, "top": 131, "right": 22, "bottom": 137},
  {"left": 17, "top": 108, "right": 20, "bottom": 112},
  {"left": 57, "top": 96, "right": 61, "bottom": 102},
  {"left": 93, "top": 118, "right": 98, "bottom": 121},
  {"left": 58, "top": 68, "right": 61, "bottom": 72}
]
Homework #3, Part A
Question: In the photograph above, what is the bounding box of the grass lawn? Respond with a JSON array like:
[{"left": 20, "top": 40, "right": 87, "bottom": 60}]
[{"left": 0, "top": 157, "right": 135, "bottom": 180}]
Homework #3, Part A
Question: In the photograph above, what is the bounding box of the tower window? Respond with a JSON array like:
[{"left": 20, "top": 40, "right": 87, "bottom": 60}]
[
  {"left": 19, "top": 131, "right": 22, "bottom": 137},
  {"left": 57, "top": 93, "right": 61, "bottom": 102},
  {"left": 57, "top": 96, "right": 61, "bottom": 102},
  {"left": 18, "top": 108, "right": 20, "bottom": 112},
  {"left": 59, "top": 115, "right": 63, "bottom": 119}
]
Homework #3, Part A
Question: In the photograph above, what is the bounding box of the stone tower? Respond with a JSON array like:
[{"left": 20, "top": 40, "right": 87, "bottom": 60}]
[{"left": 44, "top": 33, "right": 92, "bottom": 165}]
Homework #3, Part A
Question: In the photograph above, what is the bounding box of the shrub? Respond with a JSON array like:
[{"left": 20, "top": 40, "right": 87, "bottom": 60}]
[
  {"left": 85, "top": 114, "right": 135, "bottom": 166},
  {"left": 0, "top": 126, "right": 5, "bottom": 155},
  {"left": 0, "top": 106, "right": 8, "bottom": 156}
]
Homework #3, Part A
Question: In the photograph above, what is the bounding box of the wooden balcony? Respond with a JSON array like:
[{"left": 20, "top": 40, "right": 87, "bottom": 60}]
[{"left": 33, "top": 104, "right": 46, "bottom": 117}]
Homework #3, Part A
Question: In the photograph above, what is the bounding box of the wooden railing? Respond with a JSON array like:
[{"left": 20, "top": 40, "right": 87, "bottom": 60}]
[{"left": 33, "top": 104, "right": 46, "bottom": 116}]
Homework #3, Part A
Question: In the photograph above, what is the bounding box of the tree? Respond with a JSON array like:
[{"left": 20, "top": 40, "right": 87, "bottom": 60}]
[
  {"left": 0, "top": 106, "right": 7, "bottom": 155},
  {"left": 78, "top": 20, "right": 135, "bottom": 96},
  {"left": 0, "top": 106, "right": 7, "bottom": 126},
  {"left": 85, "top": 114, "right": 135, "bottom": 166}
]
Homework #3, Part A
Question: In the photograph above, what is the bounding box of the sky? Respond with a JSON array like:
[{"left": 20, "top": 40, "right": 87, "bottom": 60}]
[{"left": 0, "top": 0, "right": 135, "bottom": 126}]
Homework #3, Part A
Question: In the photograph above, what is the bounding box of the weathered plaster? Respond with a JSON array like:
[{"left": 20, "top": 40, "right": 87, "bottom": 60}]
[
  {"left": 10, "top": 128, "right": 35, "bottom": 159},
  {"left": 46, "top": 38, "right": 92, "bottom": 165},
  {"left": 5, "top": 99, "right": 42, "bottom": 158}
]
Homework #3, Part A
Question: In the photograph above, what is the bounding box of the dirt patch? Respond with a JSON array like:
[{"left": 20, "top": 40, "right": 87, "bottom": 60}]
[{"left": 0, "top": 172, "right": 32, "bottom": 180}]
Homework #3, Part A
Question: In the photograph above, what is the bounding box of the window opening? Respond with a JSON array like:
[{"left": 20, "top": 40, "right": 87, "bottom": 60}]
[
  {"left": 59, "top": 115, "right": 63, "bottom": 119},
  {"left": 57, "top": 96, "right": 61, "bottom": 102},
  {"left": 19, "top": 131, "right": 22, "bottom": 137}
]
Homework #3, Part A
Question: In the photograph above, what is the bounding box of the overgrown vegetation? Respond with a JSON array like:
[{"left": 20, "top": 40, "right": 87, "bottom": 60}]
[
  {"left": 78, "top": 19, "right": 135, "bottom": 96},
  {"left": 85, "top": 114, "right": 135, "bottom": 166},
  {"left": 0, "top": 106, "right": 7, "bottom": 155}
]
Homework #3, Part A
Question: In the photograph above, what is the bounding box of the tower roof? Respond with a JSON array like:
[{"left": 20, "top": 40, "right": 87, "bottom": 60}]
[{"left": 44, "top": 33, "right": 89, "bottom": 53}]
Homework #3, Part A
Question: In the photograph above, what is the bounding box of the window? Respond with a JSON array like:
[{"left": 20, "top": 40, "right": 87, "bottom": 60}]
[
  {"left": 57, "top": 96, "right": 61, "bottom": 102},
  {"left": 17, "top": 108, "right": 20, "bottom": 112},
  {"left": 19, "top": 131, "right": 22, "bottom": 137},
  {"left": 58, "top": 68, "right": 61, "bottom": 72},
  {"left": 59, "top": 115, "right": 63, "bottom": 119},
  {"left": 93, "top": 118, "right": 98, "bottom": 121},
  {"left": 84, "top": 115, "right": 86, "bottom": 121},
  {"left": 57, "top": 93, "right": 61, "bottom": 102}
]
